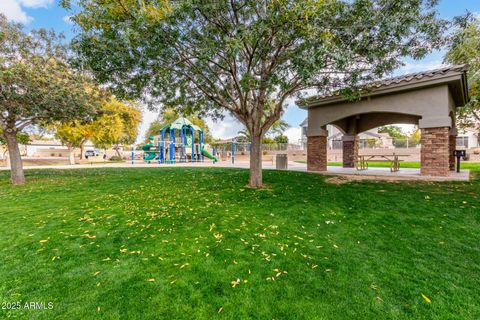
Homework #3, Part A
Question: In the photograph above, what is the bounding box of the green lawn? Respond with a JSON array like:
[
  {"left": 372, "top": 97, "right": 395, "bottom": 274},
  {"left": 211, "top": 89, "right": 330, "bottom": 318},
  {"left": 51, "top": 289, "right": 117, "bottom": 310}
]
[
  {"left": 1, "top": 168, "right": 479, "bottom": 319},
  {"left": 296, "top": 160, "right": 480, "bottom": 171}
]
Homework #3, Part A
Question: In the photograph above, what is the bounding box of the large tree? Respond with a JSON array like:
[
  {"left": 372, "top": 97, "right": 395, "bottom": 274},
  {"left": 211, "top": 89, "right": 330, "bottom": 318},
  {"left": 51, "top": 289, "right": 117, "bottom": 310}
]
[
  {"left": 445, "top": 14, "right": 480, "bottom": 132},
  {"left": 378, "top": 125, "right": 407, "bottom": 140},
  {"left": 53, "top": 121, "right": 93, "bottom": 164},
  {"left": 0, "top": 15, "right": 100, "bottom": 184},
  {"left": 54, "top": 97, "right": 141, "bottom": 162},
  {"left": 91, "top": 97, "right": 142, "bottom": 157},
  {"left": 268, "top": 119, "right": 290, "bottom": 138},
  {"left": 237, "top": 119, "right": 289, "bottom": 143},
  {"left": 0, "top": 129, "right": 30, "bottom": 162},
  {"left": 65, "top": 0, "right": 445, "bottom": 187}
]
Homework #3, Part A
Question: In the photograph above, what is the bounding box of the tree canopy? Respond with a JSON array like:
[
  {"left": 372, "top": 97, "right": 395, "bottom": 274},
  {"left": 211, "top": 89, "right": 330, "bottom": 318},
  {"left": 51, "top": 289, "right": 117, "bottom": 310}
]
[
  {"left": 274, "top": 134, "right": 289, "bottom": 144},
  {"left": 445, "top": 14, "right": 480, "bottom": 131},
  {"left": 238, "top": 119, "right": 289, "bottom": 144},
  {"left": 267, "top": 120, "right": 290, "bottom": 138},
  {"left": 0, "top": 129, "right": 30, "bottom": 159},
  {"left": 91, "top": 98, "right": 142, "bottom": 154},
  {"left": 378, "top": 126, "right": 407, "bottom": 140},
  {"left": 53, "top": 97, "right": 141, "bottom": 162},
  {"left": 65, "top": 0, "right": 446, "bottom": 187},
  {"left": 0, "top": 14, "right": 102, "bottom": 184},
  {"left": 53, "top": 120, "right": 94, "bottom": 164},
  {"left": 0, "top": 129, "right": 30, "bottom": 146}
]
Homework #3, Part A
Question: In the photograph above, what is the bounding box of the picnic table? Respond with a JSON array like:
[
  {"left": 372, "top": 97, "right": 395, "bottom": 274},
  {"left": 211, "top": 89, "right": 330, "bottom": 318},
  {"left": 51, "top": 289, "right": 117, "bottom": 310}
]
[{"left": 355, "top": 154, "right": 409, "bottom": 172}]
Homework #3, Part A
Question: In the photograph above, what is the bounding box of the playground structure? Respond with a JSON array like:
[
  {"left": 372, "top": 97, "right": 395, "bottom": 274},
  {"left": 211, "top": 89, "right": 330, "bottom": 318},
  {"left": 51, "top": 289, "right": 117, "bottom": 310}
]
[
  {"left": 132, "top": 117, "right": 273, "bottom": 165},
  {"left": 135, "top": 117, "right": 218, "bottom": 164}
]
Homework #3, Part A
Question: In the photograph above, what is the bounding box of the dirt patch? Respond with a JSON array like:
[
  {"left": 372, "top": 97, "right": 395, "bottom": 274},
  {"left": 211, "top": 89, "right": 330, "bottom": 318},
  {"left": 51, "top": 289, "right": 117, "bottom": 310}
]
[
  {"left": 324, "top": 174, "right": 413, "bottom": 184},
  {"left": 245, "top": 183, "right": 273, "bottom": 192},
  {"left": 23, "top": 159, "right": 70, "bottom": 166},
  {"left": 325, "top": 176, "right": 352, "bottom": 184}
]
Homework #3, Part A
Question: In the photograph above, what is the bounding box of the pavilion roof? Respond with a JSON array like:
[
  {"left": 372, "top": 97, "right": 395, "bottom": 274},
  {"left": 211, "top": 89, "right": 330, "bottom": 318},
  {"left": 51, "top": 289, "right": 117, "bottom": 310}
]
[{"left": 298, "top": 64, "right": 469, "bottom": 108}]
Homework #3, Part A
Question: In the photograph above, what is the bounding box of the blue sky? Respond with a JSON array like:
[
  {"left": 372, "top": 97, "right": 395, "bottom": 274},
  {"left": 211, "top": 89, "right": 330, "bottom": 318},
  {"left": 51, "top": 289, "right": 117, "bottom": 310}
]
[{"left": 1, "top": 0, "right": 479, "bottom": 143}]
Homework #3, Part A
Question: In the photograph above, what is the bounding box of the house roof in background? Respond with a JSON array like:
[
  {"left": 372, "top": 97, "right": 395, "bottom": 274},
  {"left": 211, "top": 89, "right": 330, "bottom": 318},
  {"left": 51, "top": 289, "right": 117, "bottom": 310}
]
[{"left": 28, "top": 140, "right": 62, "bottom": 146}]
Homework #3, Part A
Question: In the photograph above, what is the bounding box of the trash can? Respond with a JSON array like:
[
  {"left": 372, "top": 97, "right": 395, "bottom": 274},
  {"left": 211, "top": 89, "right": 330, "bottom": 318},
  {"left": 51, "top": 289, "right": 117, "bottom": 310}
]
[{"left": 276, "top": 154, "right": 288, "bottom": 170}]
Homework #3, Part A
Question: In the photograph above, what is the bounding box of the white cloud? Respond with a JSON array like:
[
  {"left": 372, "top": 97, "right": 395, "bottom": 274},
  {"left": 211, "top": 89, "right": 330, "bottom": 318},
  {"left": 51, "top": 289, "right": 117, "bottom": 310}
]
[
  {"left": 0, "top": 0, "right": 53, "bottom": 23},
  {"left": 63, "top": 15, "right": 73, "bottom": 24},
  {"left": 396, "top": 59, "right": 446, "bottom": 75},
  {"left": 205, "top": 113, "right": 244, "bottom": 140},
  {"left": 136, "top": 108, "right": 158, "bottom": 143},
  {"left": 18, "top": 0, "right": 53, "bottom": 8},
  {"left": 284, "top": 127, "right": 302, "bottom": 145},
  {"left": 0, "top": 0, "right": 31, "bottom": 23}
]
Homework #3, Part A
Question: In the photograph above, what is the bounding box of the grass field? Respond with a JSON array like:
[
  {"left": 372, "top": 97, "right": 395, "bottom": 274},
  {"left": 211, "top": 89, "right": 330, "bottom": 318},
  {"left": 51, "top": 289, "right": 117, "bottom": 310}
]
[
  {"left": 1, "top": 168, "right": 479, "bottom": 319},
  {"left": 295, "top": 160, "right": 480, "bottom": 171}
]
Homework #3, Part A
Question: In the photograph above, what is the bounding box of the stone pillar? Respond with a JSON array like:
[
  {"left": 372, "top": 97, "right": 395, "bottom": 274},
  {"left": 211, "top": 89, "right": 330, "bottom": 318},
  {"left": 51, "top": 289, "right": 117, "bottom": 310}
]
[
  {"left": 420, "top": 127, "right": 450, "bottom": 176},
  {"left": 307, "top": 135, "right": 327, "bottom": 171},
  {"left": 342, "top": 135, "right": 358, "bottom": 168},
  {"left": 449, "top": 128, "right": 457, "bottom": 171}
]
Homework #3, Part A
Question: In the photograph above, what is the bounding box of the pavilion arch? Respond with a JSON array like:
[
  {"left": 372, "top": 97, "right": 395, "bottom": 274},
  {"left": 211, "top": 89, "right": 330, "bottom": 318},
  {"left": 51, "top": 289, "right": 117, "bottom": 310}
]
[
  {"left": 298, "top": 65, "right": 469, "bottom": 176},
  {"left": 330, "top": 112, "right": 421, "bottom": 134},
  {"left": 329, "top": 123, "right": 346, "bottom": 135}
]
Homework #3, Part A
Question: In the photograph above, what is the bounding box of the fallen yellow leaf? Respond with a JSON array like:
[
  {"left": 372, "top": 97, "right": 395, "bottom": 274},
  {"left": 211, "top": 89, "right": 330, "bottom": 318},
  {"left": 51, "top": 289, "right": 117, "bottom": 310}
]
[
  {"left": 231, "top": 278, "right": 240, "bottom": 288},
  {"left": 420, "top": 292, "right": 431, "bottom": 303}
]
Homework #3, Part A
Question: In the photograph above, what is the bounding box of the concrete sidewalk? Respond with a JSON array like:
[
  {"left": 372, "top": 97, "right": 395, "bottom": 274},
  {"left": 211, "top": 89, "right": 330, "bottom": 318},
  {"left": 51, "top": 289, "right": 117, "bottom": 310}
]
[{"left": 0, "top": 160, "right": 470, "bottom": 181}]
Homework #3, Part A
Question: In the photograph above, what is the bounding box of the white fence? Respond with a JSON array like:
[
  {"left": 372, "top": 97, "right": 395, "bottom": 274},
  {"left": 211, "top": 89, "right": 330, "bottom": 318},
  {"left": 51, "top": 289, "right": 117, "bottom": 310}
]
[{"left": 330, "top": 138, "right": 421, "bottom": 150}]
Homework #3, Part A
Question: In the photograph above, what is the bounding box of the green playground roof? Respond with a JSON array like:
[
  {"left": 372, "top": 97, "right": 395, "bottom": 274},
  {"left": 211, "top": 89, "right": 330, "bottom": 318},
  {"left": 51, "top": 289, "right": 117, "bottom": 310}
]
[{"left": 161, "top": 117, "right": 203, "bottom": 132}]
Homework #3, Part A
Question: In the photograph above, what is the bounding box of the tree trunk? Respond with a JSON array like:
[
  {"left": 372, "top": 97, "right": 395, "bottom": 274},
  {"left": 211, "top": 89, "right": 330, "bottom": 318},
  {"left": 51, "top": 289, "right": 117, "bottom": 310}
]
[
  {"left": 249, "top": 134, "right": 263, "bottom": 188},
  {"left": 3, "top": 129, "right": 25, "bottom": 185},
  {"left": 115, "top": 145, "right": 122, "bottom": 158},
  {"left": 68, "top": 146, "right": 75, "bottom": 165},
  {"left": 5, "top": 154, "right": 10, "bottom": 168},
  {"left": 80, "top": 142, "right": 85, "bottom": 160},
  {"left": 3, "top": 150, "right": 9, "bottom": 167}
]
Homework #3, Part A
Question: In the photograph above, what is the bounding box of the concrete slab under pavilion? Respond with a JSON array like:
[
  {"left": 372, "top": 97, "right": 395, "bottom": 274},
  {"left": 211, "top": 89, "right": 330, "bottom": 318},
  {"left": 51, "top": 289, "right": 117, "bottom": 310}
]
[
  {"left": 298, "top": 65, "right": 470, "bottom": 177},
  {"left": 260, "top": 162, "right": 470, "bottom": 182}
]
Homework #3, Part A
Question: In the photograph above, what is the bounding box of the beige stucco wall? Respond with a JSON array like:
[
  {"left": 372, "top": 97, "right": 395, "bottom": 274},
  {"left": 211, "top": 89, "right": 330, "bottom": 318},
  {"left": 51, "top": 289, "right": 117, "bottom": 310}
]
[
  {"left": 448, "top": 89, "right": 457, "bottom": 126},
  {"left": 307, "top": 85, "right": 453, "bottom": 136}
]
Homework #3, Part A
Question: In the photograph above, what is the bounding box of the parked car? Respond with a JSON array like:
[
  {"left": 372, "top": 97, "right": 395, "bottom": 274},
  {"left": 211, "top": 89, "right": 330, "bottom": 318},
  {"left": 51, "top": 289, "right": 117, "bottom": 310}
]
[{"left": 85, "top": 150, "right": 100, "bottom": 157}]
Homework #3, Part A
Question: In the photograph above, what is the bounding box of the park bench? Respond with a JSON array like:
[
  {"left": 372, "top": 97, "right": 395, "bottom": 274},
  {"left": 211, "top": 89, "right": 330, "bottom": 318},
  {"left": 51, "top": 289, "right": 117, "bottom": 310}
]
[
  {"left": 262, "top": 155, "right": 274, "bottom": 164},
  {"left": 355, "top": 154, "right": 408, "bottom": 172}
]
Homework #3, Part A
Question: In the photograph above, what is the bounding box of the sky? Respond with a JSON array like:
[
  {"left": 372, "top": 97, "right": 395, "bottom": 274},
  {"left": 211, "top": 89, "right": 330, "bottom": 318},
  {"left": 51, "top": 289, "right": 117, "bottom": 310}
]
[{"left": 1, "top": 0, "right": 479, "bottom": 143}]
